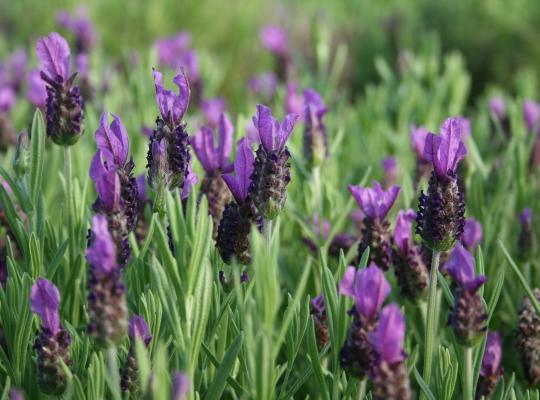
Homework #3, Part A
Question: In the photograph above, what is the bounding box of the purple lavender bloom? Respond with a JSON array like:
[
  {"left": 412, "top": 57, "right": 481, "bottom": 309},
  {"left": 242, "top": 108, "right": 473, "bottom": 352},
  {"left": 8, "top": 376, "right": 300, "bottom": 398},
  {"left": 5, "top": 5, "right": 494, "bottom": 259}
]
[
  {"left": 394, "top": 209, "right": 416, "bottom": 254},
  {"left": 339, "top": 263, "right": 390, "bottom": 321},
  {"left": 171, "top": 373, "right": 190, "bottom": 400},
  {"left": 252, "top": 104, "right": 298, "bottom": 153},
  {"left": 0, "top": 85, "right": 16, "bottom": 112},
  {"left": 303, "top": 88, "right": 328, "bottom": 166},
  {"left": 381, "top": 156, "right": 398, "bottom": 187},
  {"left": 461, "top": 217, "right": 482, "bottom": 251},
  {"left": 192, "top": 113, "right": 233, "bottom": 173},
  {"left": 348, "top": 181, "right": 400, "bottom": 222},
  {"left": 30, "top": 278, "right": 61, "bottom": 335},
  {"left": 9, "top": 389, "right": 24, "bottom": 400},
  {"left": 410, "top": 125, "right": 429, "bottom": 161},
  {"left": 57, "top": 6, "right": 97, "bottom": 53},
  {"left": 90, "top": 150, "right": 121, "bottom": 212},
  {"left": 477, "top": 331, "right": 504, "bottom": 398},
  {"left": 521, "top": 207, "right": 532, "bottom": 226},
  {"left": 524, "top": 100, "right": 540, "bottom": 133},
  {"left": 153, "top": 69, "right": 190, "bottom": 129},
  {"left": 311, "top": 294, "right": 329, "bottom": 348},
  {"left": 489, "top": 97, "right": 505, "bottom": 121},
  {"left": 141, "top": 125, "right": 153, "bottom": 138},
  {"left": 95, "top": 112, "right": 129, "bottom": 166},
  {"left": 86, "top": 214, "right": 117, "bottom": 276},
  {"left": 121, "top": 315, "right": 152, "bottom": 394},
  {"left": 222, "top": 139, "right": 255, "bottom": 204},
  {"left": 285, "top": 82, "right": 303, "bottom": 115},
  {"left": 37, "top": 33, "right": 71, "bottom": 82},
  {"left": 369, "top": 303, "right": 406, "bottom": 364},
  {"left": 424, "top": 117, "right": 467, "bottom": 178},
  {"left": 155, "top": 32, "right": 192, "bottom": 68},
  {"left": 75, "top": 53, "right": 89, "bottom": 80},
  {"left": 6, "top": 49, "right": 27, "bottom": 90},
  {"left": 260, "top": 25, "right": 289, "bottom": 57},
  {"left": 445, "top": 244, "right": 486, "bottom": 293},
  {"left": 201, "top": 97, "right": 227, "bottom": 128},
  {"left": 458, "top": 117, "right": 471, "bottom": 141},
  {"left": 26, "top": 69, "right": 47, "bottom": 108},
  {"left": 249, "top": 72, "right": 278, "bottom": 102},
  {"left": 136, "top": 174, "right": 147, "bottom": 205},
  {"left": 128, "top": 315, "right": 152, "bottom": 346},
  {"left": 181, "top": 161, "right": 198, "bottom": 200}
]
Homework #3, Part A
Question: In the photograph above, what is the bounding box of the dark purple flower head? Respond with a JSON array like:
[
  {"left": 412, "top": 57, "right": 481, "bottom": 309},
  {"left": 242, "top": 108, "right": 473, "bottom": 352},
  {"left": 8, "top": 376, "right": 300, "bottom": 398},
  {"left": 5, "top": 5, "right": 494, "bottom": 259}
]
[
  {"left": 252, "top": 104, "right": 298, "bottom": 153},
  {"left": 285, "top": 82, "right": 303, "bottom": 115},
  {"left": 192, "top": 113, "right": 233, "bottom": 173},
  {"left": 489, "top": 97, "right": 505, "bottom": 121},
  {"left": 26, "top": 69, "right": 47, "bottom": 108},
  {"left": 95, "top": 112, "right": 129, "bottom": 166},
  {"left": 0, "top": 85, "right": 16, "bottom": 112},
  {"left": 444, "top": 244, "right": 486, "bottom": 293},
  {"left": 57, "top": 6, "right": 97, "bottom": 53},
  {"left": 153, "top": 69, "right": 190, "bottom": 128},
  {"left": 394, "top": 209, "right": 416, "bottom": 253},
  {"left": 524, "top": 100, "right": 540, "bottom": 133},
  {"left": 249, "top": 73, "right": 278, "bottom": 101},
  {"left": 222, "top": 139, "right": 254, "bottom": 203},
  {"left": 90, "top": 150, "right": 121, "bottom": 212},
  {"left": 461, "top": 217, "right": 482, "bottom": 250},
  {"left": 181, "top": 161, "right": 198, "bottom": 200},
  {"left": 36, "top": 32, "right": 71, "bottom": 82},
  {"left": 201, "top": 97, "right": 227, "bottom": 128},
  {"left": 128, "top": 315, "right": 152, "bottom": 346},
  {"left": 520, "top": 208, "right": 533, "bottom": 227},
  {"left": 481, "top": 331, "right": 502, "bottom": 377},
  {"left": 171, "top": 373, "right": 190, "bottom": 400},
  {"left": 86, "top": 214, "right": 117, "bottom": 276},
  {"left": 348, "top": 181, "right": 400, "bottom": 221},
  {"left": 369, "top": 303, "right": 406, "bottom": 364},
  {"left": 30, "top": 278, "right": 61, "bottom": 334},
  {"left": 339, "top": 263, "right": 390, "bottom": 320},
  {"left": 260, "top": 25, "right": 289, "bottom": 57},
  {"left": 410, "top": 125, "right": 429, "bottom": 161},
  {"left": 424, "top": 117, "right": 467, "bottom": 177},
  {"left": 155, "top": 32, "right": 192, "bottom": 68},
  {"left": 311, "top": 294, "right": 325, "bottom": 314},
  {"left": 136, "top": 174, "right": 147, "bottom": 205}
]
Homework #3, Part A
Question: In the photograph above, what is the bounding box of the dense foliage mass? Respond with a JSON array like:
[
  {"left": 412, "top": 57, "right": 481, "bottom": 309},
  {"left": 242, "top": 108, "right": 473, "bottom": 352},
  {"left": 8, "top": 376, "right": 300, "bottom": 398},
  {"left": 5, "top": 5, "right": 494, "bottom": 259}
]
[{"left": 0, "top": 1, "right": 540, "bottom": 399}]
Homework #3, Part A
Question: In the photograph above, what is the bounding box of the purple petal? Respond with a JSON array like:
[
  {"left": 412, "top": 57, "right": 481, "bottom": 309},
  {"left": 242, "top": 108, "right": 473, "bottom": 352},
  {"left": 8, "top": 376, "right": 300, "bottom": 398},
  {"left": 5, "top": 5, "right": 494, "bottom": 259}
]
[
  {"left": 153, "top": 69, "right": 190, "bottom": 126},
  {"left": 30, "top": 278, "right": 60, "bottom": 334},
  {"left": 86, "top": 214, "right": 117, "bottom": 276},
  {"left": 461, "top": 218, "right": 482, "bottom": 250},
  {"left": 136, "top": 174, "right": 147, "bottom": 205},
  {"left": 0, "top": 85, "right": 16, "bottom": 113},
  {"left": 253, "top": 104, "right": 276, "bottom": 152},
  {"left": 338, "top": 266, "right": 357, "bottom": 298},
  {"left": 26, "top": 69, "right": 47, "bottom": 108},
  {"left": 311, "top": 294, "right": 325, "bottom": 314},
  {"left": 129, "top": 315, "right": 152, "bottom": 345},
  {"left": 444, "top": 244, "right": 486, "bottom": 292},
  {"left": 201, "top": 97, "right": 227, "bottom": 128},
  {"left": 355, "top": 263, "right": 391, "bottom": 320},
  {"left": 36, "top": 32, "right": 70, "bottom": 81},
  {"left": 192, "top": 126, "right": 218, "bottom": 172},
  {"left": 424, "top": 117, "right": 467, "bottom": 176},
  {"left": 285, "top": 82, "right": 303, "bottom": 115},
  {"left": 56, "top": 6, "right": 96, "bottom": 53},
  {"left": 348, "top": 181, "right": 400, "bottom": 220},
  {"left": 481, "top": 331, "right": 502, "bottom": 377},
  {"left": 410, "top": 125, "right": 429, "bottom": 161},
  {"left": 172, "top": 71, "right": 190, "bottom": 123},
  {"left": 523, "top": 100, "right": 540, "bottom": 132},
  {"left": 155, "top": 32, "right": 192, "bottom": 68},
  {"left": 278, "top": 113, "right": 299, "bottom": 150},
  {"left": 95, "top": 112, "right": 129, "bottom": 166},
  {"left": 171, "top": 373, "right": 190, "bottom": 400},
  {"left": 249, "top": 73, "right": 277, "bottom": 101},
  {"left": 394, "top": 209, "right": 416, "bottom": 253},
  {"left": 260, "top": 25, "right": 288, "bottom": 56},
  {"left": 369, "top": 303, "right": 406, "bottom": 363},
  {"left": 218, "top": 113, "right": 234, "bottom": 169},
  {"left": 520, "top": 208, "right": 532, "bottom": 227},
  {"left": 75, "top": 53, "right": 89, "bottom": 79},
  {"left": 222, "top": 139, "right": 254, "bottom": 203},
  {"left": 489, "top": 97, "right": 505, "bottom": 121},
  {"left": 90, "top": 150, "right": 121, "bottom": 212},
  {"left": 181, "top": 162, "right": 198, "bottom": 200}
]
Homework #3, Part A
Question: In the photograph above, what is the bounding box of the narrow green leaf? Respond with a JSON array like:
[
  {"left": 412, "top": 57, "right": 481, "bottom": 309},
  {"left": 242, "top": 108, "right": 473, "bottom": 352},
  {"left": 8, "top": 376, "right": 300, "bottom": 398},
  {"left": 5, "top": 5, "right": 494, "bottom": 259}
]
[
  {"left": 204, "top": 333, "right": 244, "bottom": 400},
  {"left": 414, "top": 367, "right": 437, "bottom": 400},
  {"left": 30, "top": 109, "right": 45, "bottom": 206}
]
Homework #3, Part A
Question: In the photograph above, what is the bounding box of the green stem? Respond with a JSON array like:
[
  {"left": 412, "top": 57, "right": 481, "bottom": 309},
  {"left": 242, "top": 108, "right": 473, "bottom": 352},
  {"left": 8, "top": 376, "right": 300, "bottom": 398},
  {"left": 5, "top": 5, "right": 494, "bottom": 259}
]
[
  {"left": 265, "top": 219, "right": 273, "bottom": 247},
  {"left": 356, "top": 378, "right": 367, "bottom": 400},
  {"left": 463, "top": 347, "right": 473, "bottom": 400},
  {"left": 422, "top": 250, "right": 441, "bottom": 395},
  {"left": 64, "top": 146, "right": 75, "bottom": 269}
]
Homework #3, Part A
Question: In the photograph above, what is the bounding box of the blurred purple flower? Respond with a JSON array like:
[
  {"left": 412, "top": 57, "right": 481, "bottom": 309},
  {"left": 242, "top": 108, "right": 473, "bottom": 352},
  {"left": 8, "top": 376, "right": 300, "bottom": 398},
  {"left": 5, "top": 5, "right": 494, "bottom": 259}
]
[
  {"left": 95, "top": 112, "right": 129, "bottom": 166},
  {"left": 141, "top": 125, "right": 153, "bottom": 138},
  {"left": 201, "top": 97, "right": 227, "bottom": 128},
  {"left": 520, "top": 207, "right": 532, "bottom": 227},
  {"left": 155, "top": 32, "right": 192, "bottom": 68},
  {"left": 458, "top": 117, "right": 471, "bottom": 140},
  {"left": 252, "top": 104, "right": 298, "bottom": 153},
  {"left": 394, "top": 209, "right": 416, "bottom": 253},
  {"left": 489, "top": 97, "right": 505, "bottom": 121},
  {"left": 249, "top": 72, "right": 277, "bottom": 101},
  {"left": 304, "top": 88, "right": 328, "bottom": 165},
  {"left": 348, "top": 181, "right": 400, "bottom": 221},
  {"left": 86, "top": 214, "right": 117, "bottom": 277},
  {"left": 57, "top": 6, "right": 97, "bottom": 53},
  {"left": 26, "top": 69, "right": 47, "bottom": 108},
  {"left": 481, "top": 331, "right": 502, "bottom": 377},
  {"left": 89, "top": 150, "right": 121, "bottom": 212},
  {"left": 0, "top": 85, "right": 16, "bottom": 112},
  {"left": 181, "top": 161, "right": 198, "bottom": 200},
  {"left": 381, "top": 156, "right": 398, "bottom": 187},
  {"left": 8, "top": 389, "right": 24, "bottom": 400},
  {"left": 30, "top": 278, "right": 61, "bottom": 334},
  {"left": 222, "top": 139, "right": 254, "bottom": 203},
  {"left": 136, "top": 174, "right": 147, "bottom": 205},
  {"left": 369, "top": 303, "right": 406, "bottom": 364},
  {"left": 444, "top": 244, "right": 486, "bottom": 293},
  {"left": 285, "top": 82, "right": 303, "bottom": 115},
  {"left": 524, "top": 100, "right": 540, "bottom": 133},
  {"left": 260, "top": 25, "right": 289, "bottom": 57},
  {"left": 171, "top": 373, "right": 190, "bottom": 400},
  {"left": 6, "top": 49, "right": 27, "bottom": 90},
  {"left": 192, "top": 113, "right": 233, "bottom": 173},
  {"left": 128, "top": 315, "right": 152, "bottom": 346},
  {"left": 461, "top": 217, "right": 482, "bottom": 251},
  {"left": 424, "top": 117, "right": 467, "bottom": 177},
  {"left": 410, "top": 125, "right": 429, "bottom": 161},
  {"left": 75, "top": 53, "right": 89, "bottom": 80},
  {"left": 153, "top": 69, "right": 190, "bottom": 128},
  {"left": 339, "top": 263, "right": 390, "bottom": 320}
]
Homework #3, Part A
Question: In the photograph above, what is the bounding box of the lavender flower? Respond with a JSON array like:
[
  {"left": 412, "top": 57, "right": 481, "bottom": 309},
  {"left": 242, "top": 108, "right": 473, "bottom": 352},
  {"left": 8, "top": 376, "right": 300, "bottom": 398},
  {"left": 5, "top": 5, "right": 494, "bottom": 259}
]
[
  {"left": 8, "top": 390, "right": 24, "bottom": 400},
  {"left": 339, "top": 263, "right": 390, "bottom": 377},
  {"left": 303, "top": 88, "right": 328, "bottom": 167},
  {"left": 181, "top": 161, "right": 198, "bottom": 201},
  {"left": 285, "top": 82, "right": 303, "bottom": 115},
  {"left": 523, "top": 100, "right": 540, "bottom": 133},
  {"left": 3, "top": 49, "right": 27, "bottom": 91},
  {"left": 121, "top": 316, "right": 152, "bottom": 395},
  {"left": 36, "top": 32, "right": 84, "bottom": 146},
  {"left": 518, "top": 208, "right": 534, "bottom": 258},
  {"left": 369, "top": 304, "right": 410, "bottom": 400},
  {"left": 410, "top": 124, "right": 431, "bottom": 183},
  {"left": 393, "top": 209, "right": 428, "bottom": 300},
  {"left": 217, "top": 139, "right": 262, "bottom": 264},
  {"left": 26, "top": 69, "right": 47, "bottom": 109},
  {"left": 171, "top": 373, "right": 190, "bottom": 400},
  {"left": 310, "top": 295, "right": 329, "bottom": 348},
  {"left": 445, "top": 244, "right": 487, "bottom": 345},
  {"left": 57, "top": 6, "right": 97, "bottom": 53},
  {"left": 249, "top": 104, "right": 298, "bottom": 219},
  {"left": 249, "top": 73, "right": 278, "bottom": 102},
  {"left": 201, "top": 97, "right": 227, "bottom": 128},
  {"left": 155, "top": 32, "right": 192, "bottom": 68},
  {"left": 147, "top": 69, "right": 191, "bottom": 191},
  {"left": 416, "top": 118, "right": 467, "bottom": 252},
  {"left": 30, "top": 278, "right": 71, "bottom": 395},
  {"left": 476, "top": 331, "right": 503, "bottom": 399},
  {"left": 0, "top": 85, "right": 16, "bottom": 151},
  {"left": 381, "top": 156, "right": 398, "bottom": 188},
  {"left": 259, "top": 25, "right": 291, "bottom": 81},
  {"left": 517, "top": 288, "right": 540, "bottom": 385},
  {"left": 461, "top": 217, "right": 482, "bottom": 251},
  {"left": 192, "top": 113, "right": 233, "bottom": 236},
  {"left": 86, "top": 215, "right": 127, "bottom": 347},
  {"left": 349, "top": 181, "right": 400, "bottom": 270},
  {"left": 489, "top": 96, "right": 505, "bottom": 121}
]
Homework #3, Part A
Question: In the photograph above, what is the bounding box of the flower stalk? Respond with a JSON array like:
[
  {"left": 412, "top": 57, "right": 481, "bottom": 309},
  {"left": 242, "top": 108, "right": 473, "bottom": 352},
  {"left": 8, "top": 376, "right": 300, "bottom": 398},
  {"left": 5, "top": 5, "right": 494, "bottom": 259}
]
[{"left": 422, "top": 250, "right": 440, "bottom": 389}]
